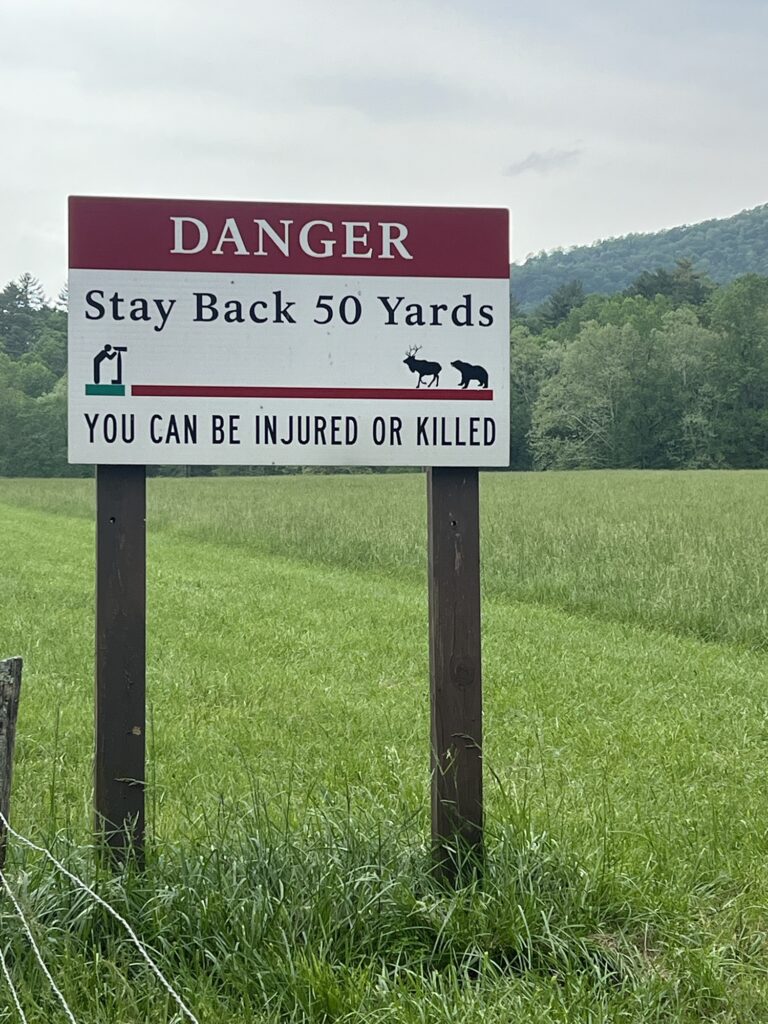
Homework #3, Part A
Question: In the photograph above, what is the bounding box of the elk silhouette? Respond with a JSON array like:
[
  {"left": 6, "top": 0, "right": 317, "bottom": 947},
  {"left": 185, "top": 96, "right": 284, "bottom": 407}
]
[{"left": 403, "top": 345, "right": 441, "bottom": 388}]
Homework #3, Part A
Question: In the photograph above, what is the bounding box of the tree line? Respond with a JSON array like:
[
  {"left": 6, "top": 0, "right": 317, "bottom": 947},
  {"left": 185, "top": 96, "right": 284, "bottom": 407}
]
[
  {"left": 0, "top": 275, "right": 76, "bottom": 477},
  {"left": 1, "top": 262, "right": 767, "bottom": 475},
  {"left": 512, "top": 260, "right": 768, "bottom": 469}
]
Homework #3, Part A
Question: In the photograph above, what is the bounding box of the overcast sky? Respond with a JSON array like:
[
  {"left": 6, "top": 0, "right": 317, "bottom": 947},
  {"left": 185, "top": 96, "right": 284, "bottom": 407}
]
[{"left": 2, "top": 0, "right": 766, "bottom": 298}]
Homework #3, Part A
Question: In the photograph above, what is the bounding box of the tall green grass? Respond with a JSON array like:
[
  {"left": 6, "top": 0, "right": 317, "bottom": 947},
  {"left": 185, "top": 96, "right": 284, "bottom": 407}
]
[
  {"left": 4, "top": 803, "right": 749, "bottom": 1023},
  {"left": 2, "top": 469, "right": 767, "bottom": 647}
]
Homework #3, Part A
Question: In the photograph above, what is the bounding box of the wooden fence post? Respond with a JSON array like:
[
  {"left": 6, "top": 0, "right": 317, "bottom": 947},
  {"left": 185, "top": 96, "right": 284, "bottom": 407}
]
[
  {"left": 0, "top": 657, "right": 22, "bottom": 870},
  {"left": 427, "top": 468, "right": 483, "bottom": 882}
]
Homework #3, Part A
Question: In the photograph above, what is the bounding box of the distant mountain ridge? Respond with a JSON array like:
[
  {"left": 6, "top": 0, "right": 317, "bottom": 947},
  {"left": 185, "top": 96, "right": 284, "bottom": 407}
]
[{"left": 512, "top": 203, "right": 768, "bottom": 308}]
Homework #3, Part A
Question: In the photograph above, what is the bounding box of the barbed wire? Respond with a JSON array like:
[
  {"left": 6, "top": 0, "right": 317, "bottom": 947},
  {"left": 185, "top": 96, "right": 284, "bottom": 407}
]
[
  {"left": 0, "top": 813, "right": 199, "bottom": 1024},
  {"left": 0, "top": 868, "right": 78, "bottom": 1024},
  {"left": 0, "top": 941, "right": 28, "bottom": 1024}
]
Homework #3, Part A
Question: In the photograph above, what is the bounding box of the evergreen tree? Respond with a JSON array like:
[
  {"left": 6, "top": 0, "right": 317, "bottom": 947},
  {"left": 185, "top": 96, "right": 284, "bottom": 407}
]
[{"left": 0, "top": 277, "right": 46, "bottom": 358}]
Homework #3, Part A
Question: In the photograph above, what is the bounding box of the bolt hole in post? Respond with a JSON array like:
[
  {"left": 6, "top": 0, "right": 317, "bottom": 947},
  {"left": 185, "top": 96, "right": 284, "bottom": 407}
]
[{"left": 109, "top": 516, "right": 116, "bottom": 524}]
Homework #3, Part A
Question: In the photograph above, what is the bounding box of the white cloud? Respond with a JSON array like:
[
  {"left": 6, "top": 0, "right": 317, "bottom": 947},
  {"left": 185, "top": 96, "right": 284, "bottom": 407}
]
[{"left": 505, "top": 148, "right": 582, "bottom": 177}]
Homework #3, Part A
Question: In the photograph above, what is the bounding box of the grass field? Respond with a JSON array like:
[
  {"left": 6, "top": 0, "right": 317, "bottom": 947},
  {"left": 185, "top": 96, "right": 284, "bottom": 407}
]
[{"left": 1, "top": 470, "right": 767, "bottom": 1022}]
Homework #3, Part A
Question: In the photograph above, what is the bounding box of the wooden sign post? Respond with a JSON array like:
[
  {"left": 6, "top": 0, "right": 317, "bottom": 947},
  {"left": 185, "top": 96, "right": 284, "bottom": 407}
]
[
  {"left": 427, "top": 468, "right": 483, "bottom": 881},
  {"left": 95, "top": 465, "right": 146, "bottom": 860}
]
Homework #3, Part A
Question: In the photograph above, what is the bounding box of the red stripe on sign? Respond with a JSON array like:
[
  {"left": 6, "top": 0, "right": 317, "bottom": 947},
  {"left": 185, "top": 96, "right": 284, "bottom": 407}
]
[
  {"left": 131, "top": 385, "right": 494, "bottom": 401},
  {"left": 69, "top": 197, "right": 509, "bottom": 279}
]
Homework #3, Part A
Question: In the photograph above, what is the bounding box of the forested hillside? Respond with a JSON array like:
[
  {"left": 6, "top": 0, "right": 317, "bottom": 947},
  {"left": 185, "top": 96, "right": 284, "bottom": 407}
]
[
  {"left": 2, "top": 262, "right": 768, "bottom": 474},
  {"left": 513, "top": 203, "right": 768, "bottom": 308}
]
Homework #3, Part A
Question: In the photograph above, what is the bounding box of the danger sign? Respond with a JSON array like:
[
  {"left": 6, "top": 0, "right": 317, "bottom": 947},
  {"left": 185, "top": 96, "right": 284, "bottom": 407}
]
[{"left": 68, "top": 197, "right": 510, "bottom": 466}]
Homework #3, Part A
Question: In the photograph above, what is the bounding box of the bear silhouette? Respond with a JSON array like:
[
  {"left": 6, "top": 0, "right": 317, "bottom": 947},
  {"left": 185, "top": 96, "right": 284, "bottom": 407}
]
[{"left": 451, "top": 360, "right": 489, "bottom": 389}]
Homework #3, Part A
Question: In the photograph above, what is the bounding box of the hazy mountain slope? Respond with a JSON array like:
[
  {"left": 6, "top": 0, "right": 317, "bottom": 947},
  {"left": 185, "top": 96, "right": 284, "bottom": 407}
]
[{"left": 512, "top": 203, "right": 768, "bottom": 307}]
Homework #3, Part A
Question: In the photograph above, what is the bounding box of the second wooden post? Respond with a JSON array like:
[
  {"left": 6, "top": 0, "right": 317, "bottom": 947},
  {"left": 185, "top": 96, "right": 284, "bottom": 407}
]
[{"left": 427, "top": 467, "right": 483, "bottom": 881}]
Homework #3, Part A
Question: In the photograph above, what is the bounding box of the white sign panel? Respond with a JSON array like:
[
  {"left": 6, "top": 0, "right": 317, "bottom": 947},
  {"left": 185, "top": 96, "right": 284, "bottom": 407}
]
[{"left": 68, "top": 198, "right": 509, "bottom": 466}]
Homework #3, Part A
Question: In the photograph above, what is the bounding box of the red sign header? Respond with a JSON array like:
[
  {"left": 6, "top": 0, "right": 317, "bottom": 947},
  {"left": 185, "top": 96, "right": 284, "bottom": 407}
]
[{"left": 69, "top": 196, "right": 509, "bottom": 279}]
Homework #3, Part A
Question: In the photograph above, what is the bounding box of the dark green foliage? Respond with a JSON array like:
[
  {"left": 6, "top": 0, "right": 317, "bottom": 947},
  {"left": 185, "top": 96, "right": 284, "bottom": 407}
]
[
  {"left": 539, "top": 279, "right": 586, "bottom": 328},
  {"left": 0, "top": 277, "right": 88, "bottom": 477},
  {"left": 509, "top": 273, "right": 768, "bottom": 471},
  {"left": 512, "top": 203, "right": 768, "bottom": 308},
  {"left": 703, "top": 275, "right": 768, "bottom": 467},
  {"left": 0, "top": 280, "right": 41, "bottom": 359},
  {"left": 509, "top": 327, "right": 556, "bottom": 470},
  {"left": 624, "top": 258, "right": 715, "bottom": 306}
]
